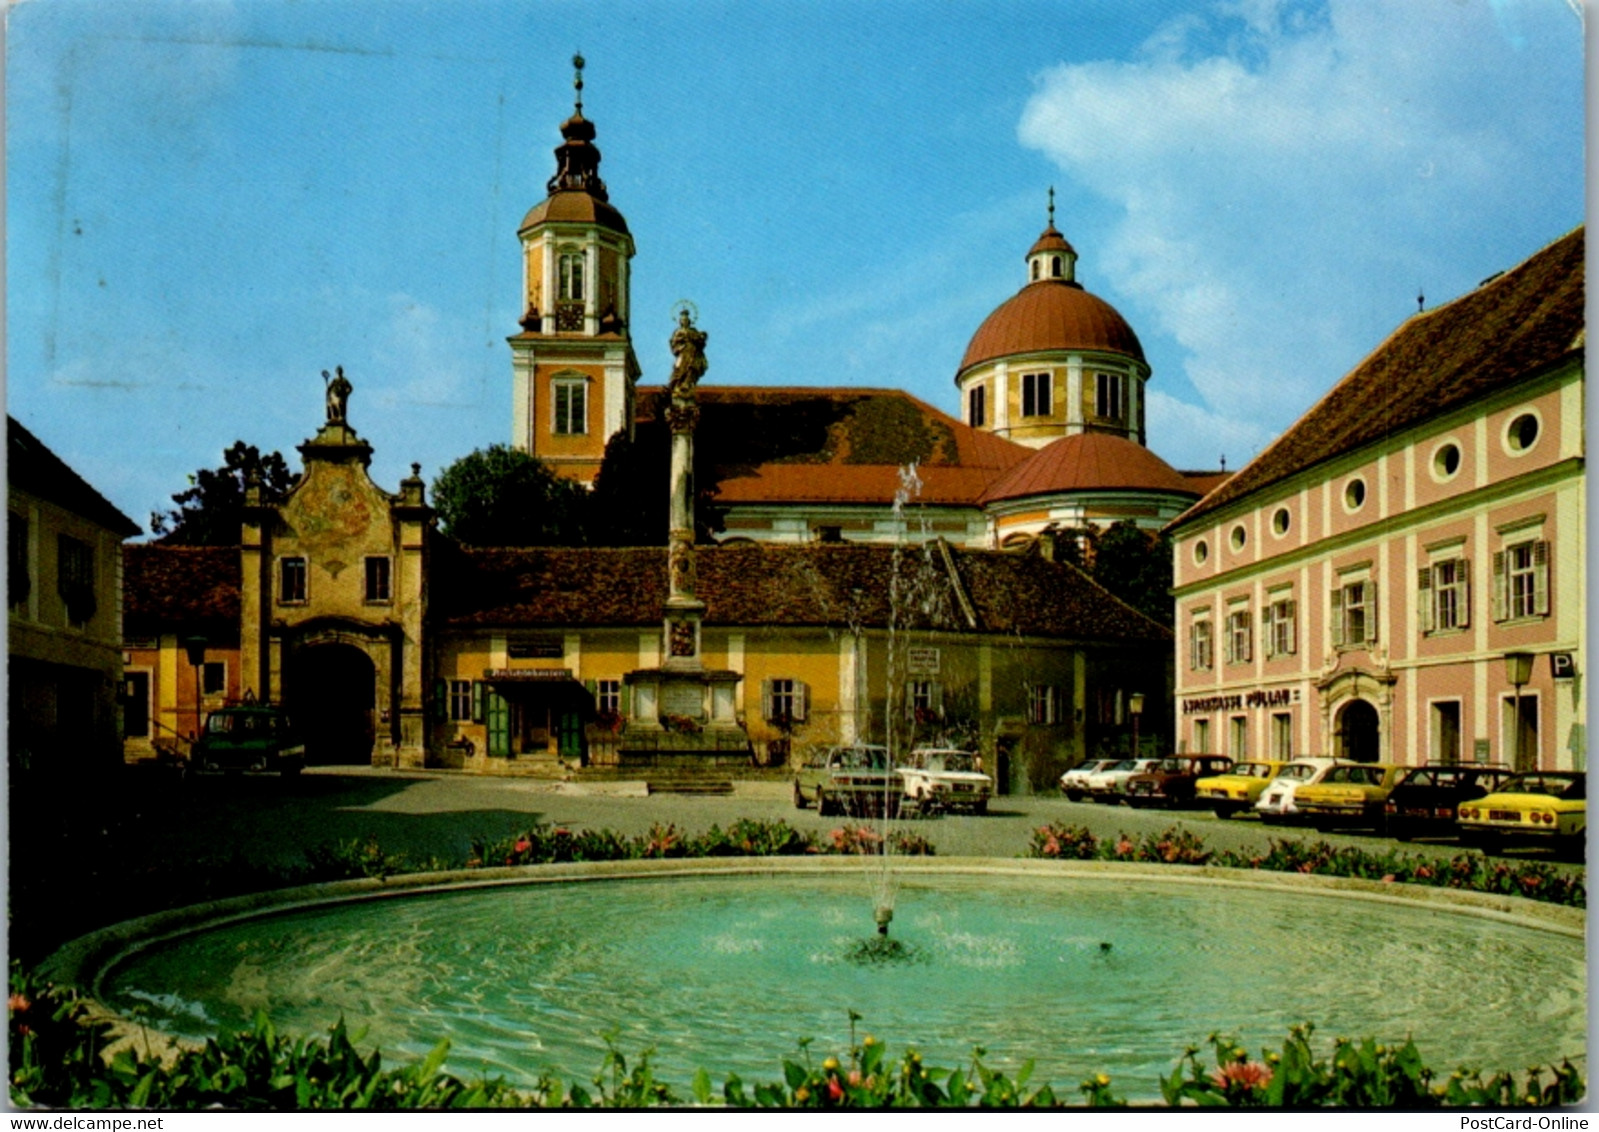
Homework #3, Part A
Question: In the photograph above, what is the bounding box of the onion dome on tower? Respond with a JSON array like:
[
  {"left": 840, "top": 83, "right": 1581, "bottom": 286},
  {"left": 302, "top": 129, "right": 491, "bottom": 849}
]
[
  {"left": 509, "top": 55, "right": 640, "bottom": 485},
  {"left": 956, "top": 190, "right": 1149, "bottom": 451}
]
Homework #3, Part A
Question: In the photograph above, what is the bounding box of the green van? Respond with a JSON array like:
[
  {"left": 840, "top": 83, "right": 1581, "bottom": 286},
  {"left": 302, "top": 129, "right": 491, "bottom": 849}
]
[{"left": 192, "top": 705, "right": 306, "bottom": 776}]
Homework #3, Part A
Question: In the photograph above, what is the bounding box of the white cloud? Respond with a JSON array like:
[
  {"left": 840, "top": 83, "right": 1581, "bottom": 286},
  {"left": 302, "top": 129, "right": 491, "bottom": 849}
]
[{"left": 1018, "top": 0, "right": 1582, "bottom": 470}]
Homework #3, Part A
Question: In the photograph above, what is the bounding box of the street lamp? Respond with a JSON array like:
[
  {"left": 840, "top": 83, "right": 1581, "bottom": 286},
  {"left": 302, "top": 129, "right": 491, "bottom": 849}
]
[
  {"left": 1128, "top": 692, "right": 1146, "bottom": 758},
  {"left": 1504, "top": 651, "right": 1534, "bottom": 772},
  {"left": 182, "top": 635, "right": 208, "bottom": 746}
]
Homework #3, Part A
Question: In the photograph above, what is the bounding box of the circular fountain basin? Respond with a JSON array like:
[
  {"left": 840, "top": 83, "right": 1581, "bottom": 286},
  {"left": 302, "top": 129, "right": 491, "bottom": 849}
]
[{"left": 67, "top": 859, "right": 1585, "bottom": 1098}]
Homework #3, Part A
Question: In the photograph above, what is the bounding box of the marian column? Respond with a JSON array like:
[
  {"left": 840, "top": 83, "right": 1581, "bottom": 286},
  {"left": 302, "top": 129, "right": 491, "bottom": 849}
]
[{"left": 663, "top": 306, "right": 708, "bottom": 669}]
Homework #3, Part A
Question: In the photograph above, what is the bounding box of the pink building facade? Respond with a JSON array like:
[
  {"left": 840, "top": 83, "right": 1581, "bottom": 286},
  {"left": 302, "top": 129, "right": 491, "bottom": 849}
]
[{"left": 1168, "top": 229, "right": 1584, "bottom": 772}]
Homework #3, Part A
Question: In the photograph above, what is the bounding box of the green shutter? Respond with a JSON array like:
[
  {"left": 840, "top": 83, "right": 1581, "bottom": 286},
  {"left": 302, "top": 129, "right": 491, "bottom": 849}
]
[
  {"left": 432, "top": 679, "right": 447, "bottom": 722},
  {"left": 486, "top": 689, "right": 510, "bottom": 756},
  {"left": 472, "top": 681, "right": 484, "bottom": 723}
]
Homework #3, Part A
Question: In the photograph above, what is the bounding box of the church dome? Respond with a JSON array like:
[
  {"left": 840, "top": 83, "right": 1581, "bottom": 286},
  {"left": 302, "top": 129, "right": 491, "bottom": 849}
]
[
  {"left": 519, "top": 190, "right": 630, "bottom": 236},
  {"left": 980, "top": 430, "right": 1192, "bottom": 504},
  {"left": 959, "top": 279, "right": 1145, "bottom": 373}
]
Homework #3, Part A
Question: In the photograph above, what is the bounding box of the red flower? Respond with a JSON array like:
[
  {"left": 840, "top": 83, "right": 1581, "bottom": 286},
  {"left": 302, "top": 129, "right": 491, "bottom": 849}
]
[
  {"left": 1114, "top": 837, "right": 1134, "bottom": 857},
  {"left": 8, "top": 994, "right": 29, "bottom": 1014},
  {"left": 1211, "top": 1060, "right": 1273, "bottom": 1091},
  {"left": 827, "top": 1077, "right": 844, "bottom": 1101},
  {"left": 513, "top": 838, "right": 532, "bottom": 854}
]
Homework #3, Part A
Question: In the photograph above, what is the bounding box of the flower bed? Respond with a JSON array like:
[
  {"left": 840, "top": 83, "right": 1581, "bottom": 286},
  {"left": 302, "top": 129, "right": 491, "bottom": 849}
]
[
  {"left": 1026, "top": 823, "right": 1585, "bottom": 908},
  {"left": 8, "top": 968, "right": 1582, "bottom": 1109}
]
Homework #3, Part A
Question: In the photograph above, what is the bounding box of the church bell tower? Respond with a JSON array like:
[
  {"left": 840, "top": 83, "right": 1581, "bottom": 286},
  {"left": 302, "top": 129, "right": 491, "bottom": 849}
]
[{"left": 510, "top": 56, "right": 639, "bottom": 483}]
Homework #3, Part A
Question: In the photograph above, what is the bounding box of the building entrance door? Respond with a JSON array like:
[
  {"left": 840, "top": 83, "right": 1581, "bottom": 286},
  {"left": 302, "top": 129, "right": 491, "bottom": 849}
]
[
  {"left": 124, "top": 671, "right": 150, "bottom": 740},
  {"left": 1335, "top": 699, "right": 1380, "bottom": 763},
  {"left": 287, "top": 644, "right": 376, "bottom": 764}
]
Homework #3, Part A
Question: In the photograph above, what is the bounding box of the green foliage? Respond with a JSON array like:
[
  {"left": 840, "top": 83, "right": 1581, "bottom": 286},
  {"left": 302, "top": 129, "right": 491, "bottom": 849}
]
[
  {"left": 466, "top": 818, "right": 928, "bottom": 866},
  {"left": 586, "top": 427, "right": 726, "bottom": 546},
  {"left": 302, "top": 836, "right": 417, "bottom": 880},
  {"left": 1159, "top": 1025, "right": 1585, "bottom": 1109},
  {"left": 151, "top": 441, "right": 294, "bottom": 544},
  {"left": 1026, "top": 823, "right": 1585, "bottom": 908},
  {"left": 11, "top": 967, "right": 1584, "bottom": 1110},
  {"left": 1085, "top": 520, "right": 1174, "bottom": 628},
  {"left": 430, "top": 444, "right": 588, "bottom": 546}
]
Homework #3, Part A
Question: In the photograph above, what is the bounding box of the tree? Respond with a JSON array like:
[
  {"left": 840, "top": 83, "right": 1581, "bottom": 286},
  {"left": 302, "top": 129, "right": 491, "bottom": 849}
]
[
  {"left": 586, "top": 427, "right": 726, "bottom": 547},
  {"left": 1087, "top": 520, "right": 1174, "bottom": 628},
  {"left": 151, "top": 441, "right": 294, "bottom": 545},
  {"left": 431, "top": 445, "right": 587, "bottom": 546}
]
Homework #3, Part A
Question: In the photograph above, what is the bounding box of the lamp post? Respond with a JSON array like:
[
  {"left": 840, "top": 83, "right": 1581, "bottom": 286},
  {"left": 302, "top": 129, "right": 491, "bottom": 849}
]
[
  {"left": 182, "top": 635, "right": 208, "bottom": 746},
  {"left": 1128, "top": 692, "right": 1146, "bottom": 758},
  {"left": 1504, "top": 652, "right": 1534, "bottom": 772}
]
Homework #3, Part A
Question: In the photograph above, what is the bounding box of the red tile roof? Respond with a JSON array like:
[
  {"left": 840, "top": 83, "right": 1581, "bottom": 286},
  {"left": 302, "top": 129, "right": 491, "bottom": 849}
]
[
  {"left": 438, "top": 542, "right": 1170, "bottom": 643},
  {"left": 123, "top": 544, "right": 240, "bottom": 636},
  {"left": 959, "top": 280, "right": 1146, "bottom": 373},
  {"left": 634, "top": 386, "right": 1030, "bottom": 506},
  {"left": 979, "top": 431, "right": 1199, "bottom": 504},
  {"left": 1173, "top": 227, "right": 1584, "bottom": 528}
]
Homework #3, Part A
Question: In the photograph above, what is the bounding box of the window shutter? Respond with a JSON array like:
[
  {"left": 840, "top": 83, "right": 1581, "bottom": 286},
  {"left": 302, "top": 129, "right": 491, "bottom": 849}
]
[
  {"left": 472, "top": 681, "right": 484, "bottom": 723},
  {"left": 1365, "top": 579, "right": 1378, "bottom": 643},
  {"left": 621, "top": 684, "right": 633, "bottom": 717},
  {"left": 1534, "top": 540, "right": 1550, "bottom": 616},
  {"left": 485, "top": 690, "right": 509, "bottom": 756},
  {"left": 1262, "top": 604, "right": 1275, "bottom": 659},
  {"left": 585, "top": 679, "right": 597, "bottom": 696},
  {"left": 903, "top": 680, "right": 916, "bottom": 720},
  {"left": 1417, "top": 566, "right": 1433, "bottom": 634},
  {"left": 1242, "top": 613, "right": 1252, "bottom": 662},
  {"left": 931, "top": 682, "right": 944, "bottom": 714},
  {"left": 761, "top": 678, "right": 774, "bottom": 722},
  {"left": 1285, "top": 600, "right": 1297, "bottom": 654},
  {"left": 794, "top": 682, "right": 809, "bottom": 722},
  {"left": 432, "top": 679, "right": 447, "bottom": 722},
  {"left": 1331, "top": 587, "right": 1345, "bottom": 648},
  {"left": 1492, "top": 551, "right": 1506, "bottom": 621},
  {"left": 1457, "top": 560, "right": 1471, "bottom": 629}
]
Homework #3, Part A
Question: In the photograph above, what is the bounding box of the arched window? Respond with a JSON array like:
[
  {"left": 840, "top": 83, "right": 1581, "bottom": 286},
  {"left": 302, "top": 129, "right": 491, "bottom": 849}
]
[
  {"left": 1051, "top": 256, "right": 1062, "bottom": 277},
  {"left": 559, "top": 253, "right": 585, "bottom": 301}
]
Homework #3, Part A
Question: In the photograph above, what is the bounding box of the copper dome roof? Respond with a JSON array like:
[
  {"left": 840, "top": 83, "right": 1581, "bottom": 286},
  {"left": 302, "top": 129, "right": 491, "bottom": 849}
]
[
  {"left": 519, "top": 190, "right": 630, "bottom": 236},
  {"left": 980, "top": 430, "right": 1195, "bottom": 504},
  {"left": 1028, "top": 224, "right": 1075, "bottom": 258},
  {"left": 959, "top": 280, "right": 1144, "bottom": 372}
]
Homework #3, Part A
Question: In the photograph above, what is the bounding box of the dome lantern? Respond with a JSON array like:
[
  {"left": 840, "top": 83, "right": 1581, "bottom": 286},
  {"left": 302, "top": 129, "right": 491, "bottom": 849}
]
[{"left": 1026, "top": 188, "right": 1077, "bottom": 284}]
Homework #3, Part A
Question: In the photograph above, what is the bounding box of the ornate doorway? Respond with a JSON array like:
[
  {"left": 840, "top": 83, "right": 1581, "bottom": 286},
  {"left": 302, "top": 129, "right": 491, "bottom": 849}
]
[{"left": 1335, "top": 698, "right": 1380, "bottom": 764}]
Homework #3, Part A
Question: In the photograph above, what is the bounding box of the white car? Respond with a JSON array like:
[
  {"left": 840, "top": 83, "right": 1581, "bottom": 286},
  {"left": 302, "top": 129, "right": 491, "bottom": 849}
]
[
  {"left": 1059, "top": 758, "right": 1120, "bottom": 801},
  {"left": 1084, "top": 757, "right": 1163, "bottom": 804},
  {"left": 898, "top": 748, "right": 993, "bottom": 814},
  {"left": 1253, "top": 757, "right": 1351, "bottom": 822}
]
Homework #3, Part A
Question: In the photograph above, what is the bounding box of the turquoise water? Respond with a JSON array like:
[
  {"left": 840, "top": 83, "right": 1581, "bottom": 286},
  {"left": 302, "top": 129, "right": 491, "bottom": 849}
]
[{"left": 102, "top": 874, "right": 1586, "bottom": 1097}]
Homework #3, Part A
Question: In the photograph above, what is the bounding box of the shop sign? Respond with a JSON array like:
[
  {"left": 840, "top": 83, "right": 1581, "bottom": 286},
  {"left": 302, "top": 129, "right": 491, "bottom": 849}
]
[
  {"left": 907, "top": 647, "right": 941, "bottom": 675},
  {"left": 1550, "top": 652, "right": 1577, "bottom": 680},
  {"left": 1181, "top": 688, "right": 1300, "bottom": 715},
  {"left": 483, "top": 668, "right": 574, "bottom": 682}
]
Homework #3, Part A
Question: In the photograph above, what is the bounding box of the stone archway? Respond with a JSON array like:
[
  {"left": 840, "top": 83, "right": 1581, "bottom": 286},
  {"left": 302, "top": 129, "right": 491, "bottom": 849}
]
[
  {"left": 1335, "top": 698, "right": 1380, "bottom": 763},
  {"left": 286, "top": 643, "right": 376, "bottom": 765}
]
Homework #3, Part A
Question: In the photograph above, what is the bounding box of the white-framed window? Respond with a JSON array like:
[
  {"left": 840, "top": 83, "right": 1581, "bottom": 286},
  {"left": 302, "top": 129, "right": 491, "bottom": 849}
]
[
  {"left": 449, "top": 679, "right": 474, "bottom": 722},
  {"left": 558, "top": 251, "right": 585, "bottom": 301},
  {"left": 1226, "top": 607, "right": 1252, "bottom": 665},
  {"left": 1331, "top": 577, "right": 1375, "bottom": 649},
  {"left": 1027, "top": 683, "right": 1064, "bottom": 725},
  {"left": 1270, "top": 712, "right": 1292, "bottom": 759},
  {"left": 1192, "top": 718, "right": 1211, "bottom": 754},
  {"left": 907, "top": 679, "right": 944, "bottom": 720},
  {"left": 1021, "top": 372, "right": 1051, "bottom": 417},
  {"left": 597, "top": 679, "right": 622, "bottom": 715},
  {"left": 553, "top": 379, "right": 587, "bottom": 435},
  {"left": 1229, "top": 716, "right": 1248, "bottom": 760},
  {"left": 1263, "top": 594, "right": 1296, "bottom": 658},
  {"left": 279, "top": 556, "right": 308, "bottom": 604},
  {"left": 762, "top": 678, "right": 808, "bottom": 723},
  {"left": 968, "top": 385, "right": 986, "bottom": 428},
  {"left": 1430, "top": 700, "right": 1462, "bottom": 766},
  {"left": 1095, "top": 372, "right": 1123, "bottom": 420},
  {"left": 1494, "top": 539, "right": 1549, "bottom": 621},
  {"left": 1418, "top": 557, "right": 1470, "bottom": 633},
  {"left": 364, "top": 556, "right": 392, "bottom": 603},
  {"left": 1189, "top": 616, "right": 1214, "bottom": 671}
]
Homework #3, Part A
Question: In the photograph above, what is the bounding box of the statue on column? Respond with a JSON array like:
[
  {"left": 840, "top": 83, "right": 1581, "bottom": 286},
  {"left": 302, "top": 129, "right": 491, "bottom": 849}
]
[
  {"left": 667, "top": 307, "right": 707, "bottom": 400},
  {"left": 323, "top": 366, "right": 352, "bottom": 424}
]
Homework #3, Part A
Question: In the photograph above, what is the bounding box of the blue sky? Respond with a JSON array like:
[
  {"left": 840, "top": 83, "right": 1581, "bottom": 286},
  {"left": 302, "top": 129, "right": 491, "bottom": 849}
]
[{"left": 7, "top": 0, "right": 1585, "bottom": 535}]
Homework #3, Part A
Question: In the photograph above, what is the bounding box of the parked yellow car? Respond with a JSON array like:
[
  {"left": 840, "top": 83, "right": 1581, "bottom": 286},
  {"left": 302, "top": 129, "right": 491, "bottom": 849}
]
[
  {"left": 1194, "top": 760, "right": 1286, "bottom": 819},
  {"left": 1295, "top": 763, "right": 1405, "bottom": 831},
  {"left": 1457, "top": 771, "right": 1586, "bottom": 858}
]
